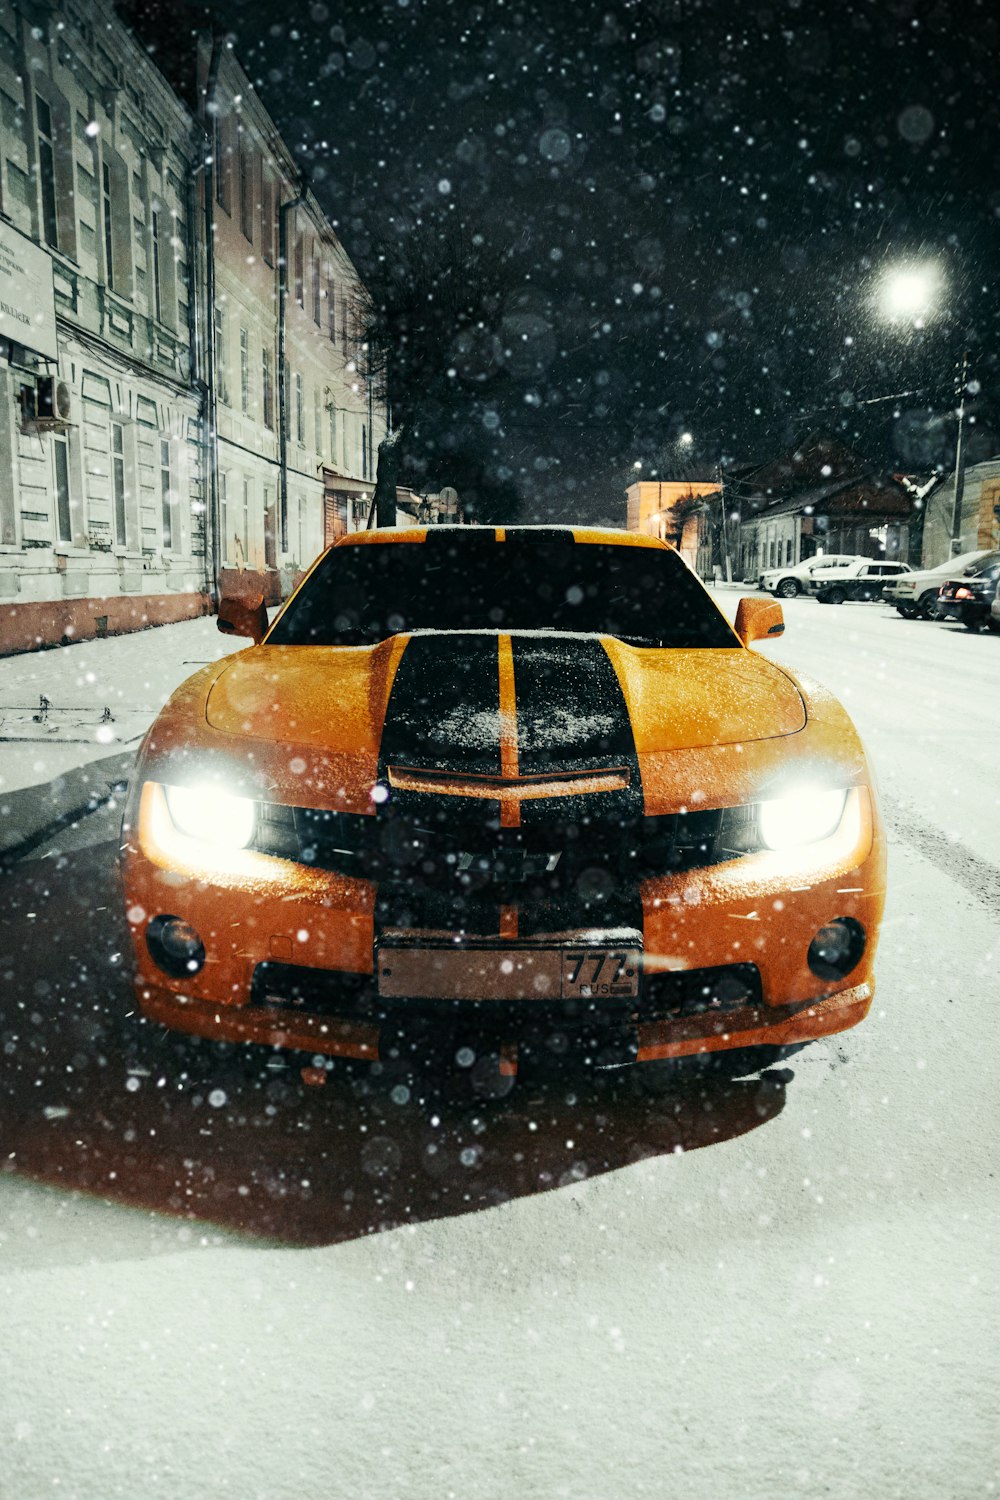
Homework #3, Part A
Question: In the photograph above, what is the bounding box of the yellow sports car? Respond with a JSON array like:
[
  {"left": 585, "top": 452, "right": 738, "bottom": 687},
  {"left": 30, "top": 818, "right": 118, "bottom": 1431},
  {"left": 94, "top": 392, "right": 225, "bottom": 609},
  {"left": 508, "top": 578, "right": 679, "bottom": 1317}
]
[{"left": 120, "top": 526, "right": 885, "bottom": 1088}]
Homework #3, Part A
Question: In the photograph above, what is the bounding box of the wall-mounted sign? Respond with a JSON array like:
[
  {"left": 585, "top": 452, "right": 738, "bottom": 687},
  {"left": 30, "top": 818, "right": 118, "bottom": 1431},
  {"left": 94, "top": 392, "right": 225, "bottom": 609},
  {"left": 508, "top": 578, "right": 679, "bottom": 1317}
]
[{"left": 0, "top": 221, "right": 58, "bottom": 362}]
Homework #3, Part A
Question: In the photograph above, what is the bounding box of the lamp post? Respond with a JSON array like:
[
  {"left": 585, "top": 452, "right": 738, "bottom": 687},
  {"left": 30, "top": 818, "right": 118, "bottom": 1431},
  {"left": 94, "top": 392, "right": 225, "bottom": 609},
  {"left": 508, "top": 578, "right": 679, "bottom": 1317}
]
[
  {"left": 877, "top": 260, "right": 970, "bottom": 556},
  {"left": 949, "top": 349, "right": 970, "bottom": 556}
]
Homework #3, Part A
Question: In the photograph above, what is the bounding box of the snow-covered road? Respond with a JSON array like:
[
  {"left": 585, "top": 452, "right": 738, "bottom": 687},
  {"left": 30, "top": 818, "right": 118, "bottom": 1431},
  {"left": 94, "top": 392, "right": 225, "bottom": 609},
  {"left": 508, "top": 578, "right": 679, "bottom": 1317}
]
[{"left": 1, "top": 598, "right": 997, "bottom": 1499}]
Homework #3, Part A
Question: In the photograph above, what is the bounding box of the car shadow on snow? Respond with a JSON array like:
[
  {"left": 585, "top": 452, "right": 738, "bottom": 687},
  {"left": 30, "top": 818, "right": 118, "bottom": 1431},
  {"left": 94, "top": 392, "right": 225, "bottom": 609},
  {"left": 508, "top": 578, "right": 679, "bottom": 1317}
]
[{"left": 0, "top": 839, "right": 788, "bottom": 1249}]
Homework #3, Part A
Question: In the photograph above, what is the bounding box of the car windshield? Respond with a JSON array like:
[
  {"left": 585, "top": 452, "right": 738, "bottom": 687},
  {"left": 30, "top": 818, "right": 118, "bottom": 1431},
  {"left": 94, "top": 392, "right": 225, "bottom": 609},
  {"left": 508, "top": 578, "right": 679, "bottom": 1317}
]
[{"left": 267, "top": 534, "right": 736, "bottom": 649}]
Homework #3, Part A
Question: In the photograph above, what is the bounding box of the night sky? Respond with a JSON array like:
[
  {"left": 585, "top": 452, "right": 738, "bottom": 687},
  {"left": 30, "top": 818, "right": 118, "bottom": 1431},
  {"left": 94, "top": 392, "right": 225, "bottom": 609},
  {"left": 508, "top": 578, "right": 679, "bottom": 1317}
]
[{"left": 205, "top": 0, "right": 999, "bottom": 520}]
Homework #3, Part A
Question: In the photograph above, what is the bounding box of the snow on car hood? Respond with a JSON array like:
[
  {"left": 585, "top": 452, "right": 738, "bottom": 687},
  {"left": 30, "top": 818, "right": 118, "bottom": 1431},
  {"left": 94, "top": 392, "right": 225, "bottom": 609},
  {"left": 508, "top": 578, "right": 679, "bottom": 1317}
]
[{"left": 205, "top": 633, "right": 805, "bottom": 757}]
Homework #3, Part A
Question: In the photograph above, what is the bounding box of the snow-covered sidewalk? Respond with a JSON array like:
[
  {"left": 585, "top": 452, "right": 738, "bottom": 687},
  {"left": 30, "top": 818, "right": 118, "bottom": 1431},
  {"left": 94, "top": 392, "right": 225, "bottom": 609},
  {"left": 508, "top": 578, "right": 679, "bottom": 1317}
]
[{"left": 0, "top": 616, "right": 242, "bottom": 856}]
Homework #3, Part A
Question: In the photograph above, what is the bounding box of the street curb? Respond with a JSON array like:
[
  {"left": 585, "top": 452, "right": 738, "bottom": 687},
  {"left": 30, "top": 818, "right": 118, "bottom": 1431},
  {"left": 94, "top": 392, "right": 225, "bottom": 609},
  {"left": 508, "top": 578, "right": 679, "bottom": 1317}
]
[{"left": 0, "top": 749, "right": 136, "bottom": 865}]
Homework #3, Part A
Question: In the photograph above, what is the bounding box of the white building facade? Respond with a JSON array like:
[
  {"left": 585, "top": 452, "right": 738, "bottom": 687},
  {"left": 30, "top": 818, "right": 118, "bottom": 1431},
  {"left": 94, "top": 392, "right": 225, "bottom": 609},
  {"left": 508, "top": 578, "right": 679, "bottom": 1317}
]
[
  {"left": 199, "top": 38, "right": 384, "bottom": 605},
  {"left": 0, "top": 3, "right": 389, "bottom": 654},
  {"left": 0, "top": 0, "right": 207, "bottom": 654}
]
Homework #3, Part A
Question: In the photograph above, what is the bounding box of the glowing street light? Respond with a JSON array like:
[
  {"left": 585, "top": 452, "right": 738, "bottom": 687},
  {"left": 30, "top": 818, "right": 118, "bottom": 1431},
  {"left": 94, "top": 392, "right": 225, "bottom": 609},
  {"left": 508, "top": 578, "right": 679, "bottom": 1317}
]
[{"left": 878, "top": 260, "right": 943, "bottom": 326}]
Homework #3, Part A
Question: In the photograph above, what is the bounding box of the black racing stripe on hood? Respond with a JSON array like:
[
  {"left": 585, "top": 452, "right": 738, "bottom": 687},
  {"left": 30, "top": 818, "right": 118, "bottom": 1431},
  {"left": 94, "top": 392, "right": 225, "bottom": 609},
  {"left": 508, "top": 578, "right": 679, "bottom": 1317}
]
[
  {"left": 510, "top": 635, "right": 644, "bottom": 827},
  {"left": 378, "top": 632, "right": 502, "bottom": 782},
  {"left": 419, "top": 528, "right": 500, "bottom": 559},
  {"left": 500, "top": 528, "right": 579, "bottom": 550}
]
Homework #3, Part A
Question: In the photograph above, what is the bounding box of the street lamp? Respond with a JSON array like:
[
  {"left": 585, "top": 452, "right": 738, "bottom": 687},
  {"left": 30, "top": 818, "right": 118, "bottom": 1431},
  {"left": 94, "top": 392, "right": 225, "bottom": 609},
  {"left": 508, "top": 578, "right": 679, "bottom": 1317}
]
[
  {"left": 877, "top": 259, "right": 970, "bottom": 556},
  {"left": 877, "top": 260, "right": 943, "bottom": 327}
]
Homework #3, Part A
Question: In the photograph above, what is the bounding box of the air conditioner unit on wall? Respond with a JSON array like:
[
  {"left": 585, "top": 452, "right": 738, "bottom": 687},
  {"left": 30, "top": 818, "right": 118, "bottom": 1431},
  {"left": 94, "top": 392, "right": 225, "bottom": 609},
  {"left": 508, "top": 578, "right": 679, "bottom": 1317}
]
[{"left": 33, "top": 377, "right": 75, "bottom": 431}]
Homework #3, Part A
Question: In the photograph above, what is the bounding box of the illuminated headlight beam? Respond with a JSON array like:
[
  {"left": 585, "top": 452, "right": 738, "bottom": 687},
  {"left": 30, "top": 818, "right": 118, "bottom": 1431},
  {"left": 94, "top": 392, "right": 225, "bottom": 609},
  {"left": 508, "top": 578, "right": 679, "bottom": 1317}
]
[
  {"left": 758, "top": 785, "right": 848, "bottom": 851},
  {"left": 163, "top": 783, "right": 256, "bottom": 850}
]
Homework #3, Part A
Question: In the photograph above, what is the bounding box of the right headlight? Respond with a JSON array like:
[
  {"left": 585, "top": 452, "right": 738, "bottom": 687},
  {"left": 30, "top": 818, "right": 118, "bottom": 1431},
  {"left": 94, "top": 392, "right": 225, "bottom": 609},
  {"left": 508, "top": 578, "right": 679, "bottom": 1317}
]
[{"left": 758, "top": 785, "right": 848, "bottom": 851}]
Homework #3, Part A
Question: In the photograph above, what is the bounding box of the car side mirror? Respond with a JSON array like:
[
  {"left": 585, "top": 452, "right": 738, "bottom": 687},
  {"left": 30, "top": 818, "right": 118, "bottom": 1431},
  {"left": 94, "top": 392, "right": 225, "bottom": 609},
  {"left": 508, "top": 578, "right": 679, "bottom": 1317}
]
[
  {"left": 217, "top": 593, "right": 268, "bottom": 645},
  {"left": 734, "top": 596, "right": 785, "bottom": 646}
]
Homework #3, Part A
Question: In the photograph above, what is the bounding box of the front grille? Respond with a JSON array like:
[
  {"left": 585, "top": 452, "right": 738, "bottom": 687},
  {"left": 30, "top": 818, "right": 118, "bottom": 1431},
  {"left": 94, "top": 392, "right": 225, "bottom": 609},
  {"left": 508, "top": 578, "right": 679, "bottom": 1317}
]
[
  {"left": 250, "top": 962, "right": 374, "bottom": 1018},
  {"left": 641, "top": 962, "right": 762, "bottom": 1020},
  {"left": 252, "top": 801, "right": 761, "bottom": 889},
  {"left": 249, "top": 958, "right": 762, "bottom": 1031}
]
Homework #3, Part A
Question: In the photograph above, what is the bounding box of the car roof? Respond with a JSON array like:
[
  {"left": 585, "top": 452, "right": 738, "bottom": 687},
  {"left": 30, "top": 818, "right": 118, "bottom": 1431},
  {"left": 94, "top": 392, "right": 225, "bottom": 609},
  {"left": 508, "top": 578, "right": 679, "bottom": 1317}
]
[{"left": 336, "top": 525, "right": 672, "bottom": 550}]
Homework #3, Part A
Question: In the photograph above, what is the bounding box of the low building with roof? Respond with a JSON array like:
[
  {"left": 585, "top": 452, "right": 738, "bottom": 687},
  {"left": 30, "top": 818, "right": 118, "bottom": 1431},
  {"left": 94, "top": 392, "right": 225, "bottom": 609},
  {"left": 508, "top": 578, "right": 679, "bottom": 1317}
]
[{"left": 732, "top": 432, "right": 915, "bottom": 581}]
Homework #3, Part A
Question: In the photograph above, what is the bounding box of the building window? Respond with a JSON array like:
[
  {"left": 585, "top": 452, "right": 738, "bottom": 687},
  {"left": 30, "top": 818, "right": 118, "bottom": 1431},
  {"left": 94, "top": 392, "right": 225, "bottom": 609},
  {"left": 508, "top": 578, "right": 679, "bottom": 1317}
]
[
  {"left": 53, "top": 433, "right": 72, "bottom": 542},
  {"left": 242, "top": 476, "right": 251, "bottom": 565},
  {"left": 111, "top": 422, "right": 127, "bottom": 546},
  {"left": 362, "top": 423, "right": 368, "bottom": 481},
  {"left": 260, "top": 171, "right": 274, "bottom": 266},
  {"left": 214, "top": 113, "right": 230, "bottom": 213},
  {"left": 329, "top": 402, "right": 338, "bottom": 465},
  {"left": 160, "top": 439, "right": 173, "bottom": 549},
  {"left": 283, "top": 361, "right": 291, "bottom": 437},
  {"left": 102, "top": 161, "right": 116, "bottom": 286},
  {"left": 240, "top": 327, "right": 250, "bottom": 414},
  {"left": 314, "top": 389, "right": 321, "bottom": 454},
  {"left": 240, "top": 143, "right": 253, "bottom": 242},
  {"left": 214, "top": 304, "right": 228, "bottom": 404},
  {"left": 151, "top": 210, "right": 162, "bottom": 321},
  {"left": 786, "top": 538, "right": 793, "bottom": 565},
  {"left": 294, "top": 233, "right": 304, "bottom": 307},
  {"left": 295, "top": 373, "right": 304, "bottom": 444},
  {"left": 36, "top": 95, "right": 59, "bottom": 248},
  {"left": 312, "top": 255, "right": 321, "bottom": 325},
  {"left": 262, "top": 346, "right": 273, "bottom": 429},
  {"left": 327, "top": 275, "right": 337, "bottom": 340},
  {"left": 219, "top": 471, "right": 228, "bottom": 561}
]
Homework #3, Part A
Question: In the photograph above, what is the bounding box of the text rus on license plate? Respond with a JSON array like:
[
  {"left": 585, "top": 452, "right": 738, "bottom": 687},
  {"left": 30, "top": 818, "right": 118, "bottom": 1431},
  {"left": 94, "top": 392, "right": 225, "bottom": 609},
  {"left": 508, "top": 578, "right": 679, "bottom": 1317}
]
[{"left": 561, "top": 949, "right": 640, "bottom": 1000}]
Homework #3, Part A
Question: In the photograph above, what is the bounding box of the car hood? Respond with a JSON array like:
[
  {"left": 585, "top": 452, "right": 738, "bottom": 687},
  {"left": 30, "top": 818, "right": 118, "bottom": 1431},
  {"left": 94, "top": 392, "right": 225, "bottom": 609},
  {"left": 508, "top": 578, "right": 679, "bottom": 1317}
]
[
  {"left": 204, "top": 633, "right": 805, "bottom": 758},
  {"left": 899, "top": 554, "right": 999, "bottom": 588}
]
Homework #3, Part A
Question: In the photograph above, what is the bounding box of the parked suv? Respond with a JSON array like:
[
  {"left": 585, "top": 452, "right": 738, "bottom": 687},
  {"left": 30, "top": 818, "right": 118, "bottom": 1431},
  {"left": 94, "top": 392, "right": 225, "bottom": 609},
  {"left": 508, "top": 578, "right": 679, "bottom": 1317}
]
[
  {"left": 935, "top": 559, "right": 1000, "bottom": 631},
  {"left": 758, "top": 554, "right": 861, "bottom": 598},
  {"left": 809, "top": 559, "right": 912, "bottom": 603},
  {"left": 884, "top": 550, "right": 1000, "bottom": 619}
]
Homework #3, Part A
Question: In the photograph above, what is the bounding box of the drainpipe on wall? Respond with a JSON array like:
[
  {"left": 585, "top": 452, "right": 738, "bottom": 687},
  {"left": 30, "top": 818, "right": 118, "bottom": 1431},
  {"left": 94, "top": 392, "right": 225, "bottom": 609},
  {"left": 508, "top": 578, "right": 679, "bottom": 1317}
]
[
  {"left": 202, "top": 33, "right": 225, "bottom": 610},
  {"left": 277, "top": 179, "right": 308, "bottom": 558}
]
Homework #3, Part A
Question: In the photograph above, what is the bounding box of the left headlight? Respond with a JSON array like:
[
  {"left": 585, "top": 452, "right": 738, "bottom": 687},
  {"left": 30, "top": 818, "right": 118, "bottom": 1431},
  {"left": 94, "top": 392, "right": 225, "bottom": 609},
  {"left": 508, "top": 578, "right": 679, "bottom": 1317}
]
[
  {"left": 758, "top": 785, "right": 848, "bottom": 851},
  {"left": 163, "top": 783, "right": 256, "bottom": 849}
]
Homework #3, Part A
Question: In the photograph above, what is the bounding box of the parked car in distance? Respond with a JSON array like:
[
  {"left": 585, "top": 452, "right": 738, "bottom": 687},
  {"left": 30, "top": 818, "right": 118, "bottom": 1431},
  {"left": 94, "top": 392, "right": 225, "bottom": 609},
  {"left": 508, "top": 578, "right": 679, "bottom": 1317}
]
[
  {"left": 935, "top": 559, "right": 1000, "bottom": 631},
  {"left": 758, "top": 554, "right": 862, "bottom": 598},
  {"left": 810, "top": 559, "right": 912, "bottom": 603},
  {"left": 883, "top": 549, "right": 1000, "bottom": 619}
]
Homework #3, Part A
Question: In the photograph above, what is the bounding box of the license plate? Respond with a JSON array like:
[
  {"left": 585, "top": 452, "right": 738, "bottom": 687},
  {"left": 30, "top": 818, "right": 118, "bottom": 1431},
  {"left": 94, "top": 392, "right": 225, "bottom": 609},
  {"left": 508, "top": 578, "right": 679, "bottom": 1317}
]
[
  {"left": 561, "top": 948, "right": 640, "bottom": 1000},
  {"left": 377, "top": 943, "right": 641, "bottom": 1002}
]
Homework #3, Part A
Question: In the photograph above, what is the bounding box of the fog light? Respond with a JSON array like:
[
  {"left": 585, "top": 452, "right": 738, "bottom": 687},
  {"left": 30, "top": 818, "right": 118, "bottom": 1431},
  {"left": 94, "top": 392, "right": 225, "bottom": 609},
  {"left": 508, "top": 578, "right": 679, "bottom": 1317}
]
[
  {"left": 146, "top": 914, "right": 206, "bottom": 978},
  {"left": 807, "top": 917, "right": 865, "bottom": 981}
]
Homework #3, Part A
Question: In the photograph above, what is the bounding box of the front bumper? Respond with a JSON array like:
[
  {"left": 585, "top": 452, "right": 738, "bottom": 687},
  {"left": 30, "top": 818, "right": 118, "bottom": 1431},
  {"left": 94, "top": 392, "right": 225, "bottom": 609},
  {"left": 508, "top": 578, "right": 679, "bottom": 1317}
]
[{"left": 123, "top": 783, "right": 884, "bottom": 1067}]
